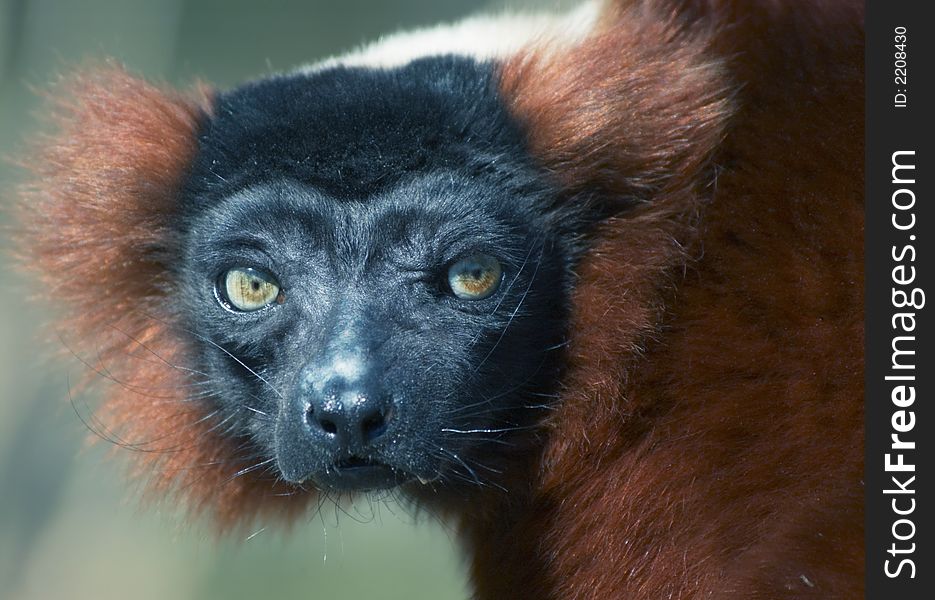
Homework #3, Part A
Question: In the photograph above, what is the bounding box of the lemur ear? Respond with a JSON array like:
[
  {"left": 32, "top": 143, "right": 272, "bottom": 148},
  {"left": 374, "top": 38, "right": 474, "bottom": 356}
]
[
  {"left": 17, "top": 65, "right": 207, "bottom": 336},
  {"left": 500, "top": 4, "right": 733, "bottom": 212},
  {"left": 15, "top": 66, "right": 312, "bottom": 528},
  {"left": 498, "top": 5, "right": 734, "bottom": 434}
]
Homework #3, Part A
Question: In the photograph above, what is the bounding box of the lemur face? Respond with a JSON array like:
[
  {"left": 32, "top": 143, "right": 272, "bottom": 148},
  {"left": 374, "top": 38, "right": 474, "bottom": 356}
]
[{"left": 177, "top": 58, "right": 574, "bottom": 492}]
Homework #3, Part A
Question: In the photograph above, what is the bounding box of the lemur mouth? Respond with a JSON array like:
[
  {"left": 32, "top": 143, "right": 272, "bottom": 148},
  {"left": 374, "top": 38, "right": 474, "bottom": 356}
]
[
  {"left": 336, "top": 456, "right": 380, "bottom": 470},
  {"left": 313, "top": 456, "right": 410, "bottom": 491}
]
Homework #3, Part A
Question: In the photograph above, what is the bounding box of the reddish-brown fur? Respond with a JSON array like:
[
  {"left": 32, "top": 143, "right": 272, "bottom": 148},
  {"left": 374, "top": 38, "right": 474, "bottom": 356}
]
[
  {"left": 15, "top": 67, "right": 314, "bottom": 526},
  {"left": 473, "top": 1, "right": 863, "bottom": 597},
  {"left": 14, "top": 0, "right": 863, "bottom": 597}
]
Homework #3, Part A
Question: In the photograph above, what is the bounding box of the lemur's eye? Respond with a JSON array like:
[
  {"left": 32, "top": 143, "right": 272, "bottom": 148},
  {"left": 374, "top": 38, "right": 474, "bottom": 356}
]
[
  {"left": 447, "top": 254, "right": 502, "bottom": 300},
  {"left": 220, "top": 267, "right": 282, "bottom": 312}
]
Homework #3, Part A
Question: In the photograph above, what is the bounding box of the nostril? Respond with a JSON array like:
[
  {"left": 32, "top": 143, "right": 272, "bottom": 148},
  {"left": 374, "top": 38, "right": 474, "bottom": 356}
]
[
  {"left": 306, "top": 405, "right": 340, "bottom": 436},
  {"left": 320, "top": 419, "right": 339, "bottom": 435},
  {"left": 361, "top": 413, "right": 386, "bottom": 442},
  {"left": 361, "top": 408, "right": 389, "bottom": 443}
]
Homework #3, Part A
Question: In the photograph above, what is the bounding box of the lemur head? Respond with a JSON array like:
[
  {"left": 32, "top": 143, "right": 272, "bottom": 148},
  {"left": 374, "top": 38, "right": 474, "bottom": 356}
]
[
  {"left": 15, "top": 4, "right": 731, "bottom": 522},
  {"left": 178, "top": 57, "right": 574, "bottom": 491}
]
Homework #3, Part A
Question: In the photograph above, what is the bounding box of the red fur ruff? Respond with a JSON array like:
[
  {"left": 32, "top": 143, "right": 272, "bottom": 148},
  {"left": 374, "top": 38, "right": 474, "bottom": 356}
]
[
  {"left": 15, "top": 66, "right": 314, "bottom": 527},
  {"left": 469, "top": 1, "right": 864, "bottom": 598}
]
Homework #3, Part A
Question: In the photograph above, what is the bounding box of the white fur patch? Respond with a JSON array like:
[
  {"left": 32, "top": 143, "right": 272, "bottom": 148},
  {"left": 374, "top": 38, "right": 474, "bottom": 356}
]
[{"left": 296, "top": 1, "right": 601, "bottom": 74}]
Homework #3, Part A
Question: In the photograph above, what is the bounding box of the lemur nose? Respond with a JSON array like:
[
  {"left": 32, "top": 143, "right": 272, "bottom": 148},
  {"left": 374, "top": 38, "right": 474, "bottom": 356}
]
[
  {"left": 305, "top": 383, "right": 393, "bottom": 448},
  {"left": 298, "top": 346, "right": 395, "bottom": 453}
]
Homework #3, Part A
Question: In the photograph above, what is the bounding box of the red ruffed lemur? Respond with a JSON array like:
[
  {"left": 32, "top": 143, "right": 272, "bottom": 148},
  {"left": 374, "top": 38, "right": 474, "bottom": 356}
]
[{"left": 13, "top": 0, "right": 864, "bottom": 597}]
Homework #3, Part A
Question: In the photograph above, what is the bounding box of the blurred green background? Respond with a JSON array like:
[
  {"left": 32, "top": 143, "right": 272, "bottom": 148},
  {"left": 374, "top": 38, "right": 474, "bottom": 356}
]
[{"left": 0, "top": 1, "right": 566, "bottom": 598}]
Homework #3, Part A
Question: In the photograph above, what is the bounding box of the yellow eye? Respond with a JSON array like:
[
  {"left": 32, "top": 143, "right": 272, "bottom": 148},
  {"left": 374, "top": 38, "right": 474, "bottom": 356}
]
[
  {"left": 221, "top": 268, "right": 281, "bottom": 312},
  {"left": 447, "top": 254, "right": 502, "bottom": 300}
]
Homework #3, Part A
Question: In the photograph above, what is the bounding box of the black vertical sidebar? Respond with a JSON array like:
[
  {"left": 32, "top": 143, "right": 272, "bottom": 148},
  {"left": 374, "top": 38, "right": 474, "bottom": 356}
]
[{"left": 866, "top": 1, "right": 933, "bottom": 598}]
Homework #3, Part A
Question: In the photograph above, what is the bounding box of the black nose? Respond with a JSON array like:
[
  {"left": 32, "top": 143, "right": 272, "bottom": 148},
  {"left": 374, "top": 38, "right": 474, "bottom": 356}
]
[
  {"left": 276, "top": 355, "right": 397, "bottom": 483},
  {"left": 294, "top": 341, "right": 397, "bottom": 456},
  {"left": 305, "top": 382, "right": 393, "bottom": 449}
]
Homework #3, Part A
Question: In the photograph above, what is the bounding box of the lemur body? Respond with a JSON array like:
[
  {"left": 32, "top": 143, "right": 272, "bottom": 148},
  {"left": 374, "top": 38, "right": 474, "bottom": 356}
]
[{"left": 16, "top": 1, "right": 864, "bottom": 598}]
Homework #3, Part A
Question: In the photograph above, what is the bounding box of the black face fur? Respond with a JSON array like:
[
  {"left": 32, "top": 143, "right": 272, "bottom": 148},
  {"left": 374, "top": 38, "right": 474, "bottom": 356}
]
[{"left": 176, "top": 57, "right": 580, "bottom": 492}]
